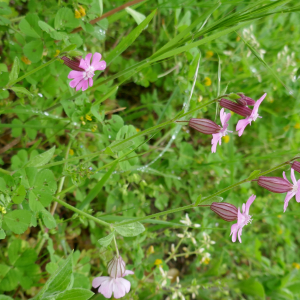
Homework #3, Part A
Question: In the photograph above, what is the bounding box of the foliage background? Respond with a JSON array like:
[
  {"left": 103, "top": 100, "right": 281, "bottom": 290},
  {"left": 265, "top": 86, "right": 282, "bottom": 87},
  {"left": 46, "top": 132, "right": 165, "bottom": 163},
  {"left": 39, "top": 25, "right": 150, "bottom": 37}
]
[{"left": 0, "top": 0, "right": 300, "bottom": 299}]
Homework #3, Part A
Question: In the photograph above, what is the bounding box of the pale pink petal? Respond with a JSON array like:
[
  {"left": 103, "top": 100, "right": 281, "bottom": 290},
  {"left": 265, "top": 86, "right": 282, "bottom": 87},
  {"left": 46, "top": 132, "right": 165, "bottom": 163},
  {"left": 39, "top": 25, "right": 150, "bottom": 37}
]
[
  {"left": 89, "top": 78, "right": 93, "bottom": 87},
  {"left": 91, "top": 52, "right": 102, "bottom": 67},
  {"left": 119, "top": 277, "right": 131, "bottom": 293},
  {"left": 283, "top": 171, "right": 289, "bottom": 182},
  {"left": 98, "top": 278, "right": 114, "bottom": 298},
  {"left": 84, "top": 53, "right": 92, "bottom": 67},
  {"left": 92, "top": 276, "right": 110, "bottom": 288},
  {"left": 252, "top": 93, "right": 267, "bottom": 116},
  {"left": 69, "top": 77, "right": 83, "bottom": 88},
  {"left": 93, "top": 60, "right": 107, "bottom": 71},
  {"left": 236, "top": 118, "right": 250, "bottom": 137},
  {"left": 245, "top": 194, "right": 256, "bottom": 215},
  {"left": 284, "top": 191, "right": 294, "bottom": 212},
  {"left": 230, "top": 223, "right": 239, "bottom": 242},
  {"left": 291, "top": 168, "right": 297, "bottom": 185},
  {"left": 223, "top": 112, "right": 231, "bottom": 127},
  {"left": 296, "top": 186, "right": 300, "bottom": 203},
  {"left": 237, "top": 227, "right": 243, "bottom": 243},
  {"left": 68, "top": 70, "right": 84, "bottom": 79},
  {"left": 81, "top": 80, "right": 89, "bottom": 91},
  {"left": 112, "top": 278, "right": 126, "bottom": 299},
  {"left": 242, "top": 203, "right": 246, "bottom": 214},
  {"left": 123, "top": 270, "right": 134, "bottom": 277},
  {"left": 76, "top": 80, "right": 85, "bottom": 91},
  {"left": 220, "top": 108, "right": 226, "bottom": 125}
]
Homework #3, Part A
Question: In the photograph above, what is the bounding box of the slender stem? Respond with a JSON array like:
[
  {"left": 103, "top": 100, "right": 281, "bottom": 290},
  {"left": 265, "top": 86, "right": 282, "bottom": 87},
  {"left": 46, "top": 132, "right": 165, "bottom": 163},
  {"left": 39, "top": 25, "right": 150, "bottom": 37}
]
[
  {"left": 53, "top": 197, "right": 110, "bottom": 228},
  {"left": 113, "top": 235, "right": 120, "bottom": 258},
  {"left": 0, "top": 168, "right": 11, "bottom": 175},
  {"left": 6, "top": 57, "right": 58, "bottom": 87},
  {"left": 165, "top": 228, "right": 188, "bottom": 263}
]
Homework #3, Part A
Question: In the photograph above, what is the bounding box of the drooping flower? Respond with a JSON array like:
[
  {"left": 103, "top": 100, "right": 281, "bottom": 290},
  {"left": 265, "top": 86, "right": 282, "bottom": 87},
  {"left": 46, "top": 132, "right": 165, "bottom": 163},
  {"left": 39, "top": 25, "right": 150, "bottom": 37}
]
[
  {"left": 220, "top": 98, "right": 252, "bottom": 117},
  {"left": 211, "top": 108, "right": 232, "bottom": 153},
  {"left": 230, "top": 195, "right": 256, "bottom": 243},
  {"left": 282, "top": 168, "right": 300, "bottom": 212},
  {"left": 236, "top": 93, "right": 267, "bottom": 136},
  {"left": 92, "top": 256, "right": 134, "bottom": 299},
  {"left": 188, "top": 118, "right": 221, "bottom": 135},
  {"left": 291, "top": 161, "right": 300, "bottom": 174},
  {"left": 210, "top": 202, "right": 238, "bottom": 222},
  {"left": 236, "top": 93, "right": 256, "bottom": 106},
  {"left": 67, "top": 52, "right": 106, "bottom": 92},
  {"left": 258, "top": 176, "right": 294, "bottom": 193}
]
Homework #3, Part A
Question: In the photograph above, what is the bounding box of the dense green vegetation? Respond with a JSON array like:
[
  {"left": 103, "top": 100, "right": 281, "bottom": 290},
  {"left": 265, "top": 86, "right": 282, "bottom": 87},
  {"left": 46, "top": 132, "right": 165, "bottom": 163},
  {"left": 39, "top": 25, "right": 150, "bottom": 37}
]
[{"left": 0, "top": 0, "right": 300, "bottom": 299}]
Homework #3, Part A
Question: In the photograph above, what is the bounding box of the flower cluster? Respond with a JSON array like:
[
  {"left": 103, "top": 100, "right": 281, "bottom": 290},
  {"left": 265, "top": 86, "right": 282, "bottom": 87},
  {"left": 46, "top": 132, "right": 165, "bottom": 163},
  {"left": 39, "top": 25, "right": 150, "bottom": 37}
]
[
  {"left": 92, "top": 256, "right": 134, "bottom": 299},
  {"left": 186, "top": 93, "right": 266, "bottom": 153}
]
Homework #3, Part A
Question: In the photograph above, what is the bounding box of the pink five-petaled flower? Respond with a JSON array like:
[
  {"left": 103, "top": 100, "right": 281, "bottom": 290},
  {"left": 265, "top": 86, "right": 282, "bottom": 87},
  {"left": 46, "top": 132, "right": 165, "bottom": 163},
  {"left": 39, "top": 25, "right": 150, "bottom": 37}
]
[
  {"left": 92, "top": 256, "right": 134, "bottom": 299},
  {"left": 211, "top": 108, "right": 232, "bottom": 153},
  {"left": 230, "top": 195, "right": 256, "bottom": 243},
  {"left": 282, "top": 168, "right": 300, "bottom": 212},
  {"left": 236, "top": 93, "right": 267, "bottom": 136},
  {"left": 68, "top": 52, "right": 106, "bottom": 92}
]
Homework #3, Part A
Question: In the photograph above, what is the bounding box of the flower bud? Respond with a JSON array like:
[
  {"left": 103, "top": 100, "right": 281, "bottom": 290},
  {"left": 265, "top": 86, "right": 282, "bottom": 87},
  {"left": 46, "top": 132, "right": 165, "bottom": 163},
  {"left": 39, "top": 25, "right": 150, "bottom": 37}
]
[
  {"left": 61, "top": 56, "right": 84, "bottom": 71},
  {"left": 189, "top": 118, "right": 220, "bottom": 135},
  {"left": 257, "top": 176, "right": 293, "bottom": 193},
  {"left": 210, "top": 202, "right": 238, "bottom": 222},
  {"left": 291, "top": 161, "right": 300, "bottom": 174},
  {"left": 237, "top": 93, "right": 256, "bottom": 106},
  {"left": 220, "top": 98, "right": 252, "bottom": 117},
  {"left": 107, "top": 256, "right": 126, "bottom": 278}
]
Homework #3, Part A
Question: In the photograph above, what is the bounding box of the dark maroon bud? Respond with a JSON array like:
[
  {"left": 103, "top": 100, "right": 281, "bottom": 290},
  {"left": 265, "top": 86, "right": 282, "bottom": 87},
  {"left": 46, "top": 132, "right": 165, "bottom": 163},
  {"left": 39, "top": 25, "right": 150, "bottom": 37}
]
[
  {"left": 235, "top": 98, "right": 248, "bottom": 106},
  {"left": 210, "top": 202, "right": 238, "bottom": 222},
  {"left": 220, "top": 98, "right": 252, "bottom": 117},
  {"left": 257, "top": 176, "right": 293, "bottom": 193},
  {"left": 61, "top": 56, "right": 84, "bottom": 71},
  {"left": 291, "top": 161, "right": 300, "bottom": 174},
  {"left": 237, "top": 93, "right": 256, "bottom": 106},
  {"left": 188, "top": 118, "right": 220, "bottom": 135}
]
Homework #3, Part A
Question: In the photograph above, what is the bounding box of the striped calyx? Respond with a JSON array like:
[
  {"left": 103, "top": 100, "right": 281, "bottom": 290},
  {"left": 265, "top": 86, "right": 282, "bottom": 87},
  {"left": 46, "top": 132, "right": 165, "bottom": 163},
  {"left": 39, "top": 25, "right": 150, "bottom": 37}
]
[
  {"left": 210, "top": 202, "right": 238, "bottom": 222},
  {"left": 257, "top": 176, "right": 293, "bottom": 193},
  {"left": 189, "top": 118, "right": 221, "bottom": 135},
  {"left": 220, "top": 98, "right": 252, "bottom": 117}
]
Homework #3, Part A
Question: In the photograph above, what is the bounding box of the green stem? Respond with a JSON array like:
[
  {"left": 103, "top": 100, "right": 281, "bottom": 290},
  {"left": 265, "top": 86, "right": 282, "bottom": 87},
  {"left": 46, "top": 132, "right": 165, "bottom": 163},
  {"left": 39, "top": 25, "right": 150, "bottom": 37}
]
[
  {"left": 113, "top": 235, "right": 120, "bottom": 258},
  {"left": 6, "top": 57, "right": 58, "bottom": 87},
  {"left": 53, "top": 196, "right": 110, "bottom": 228},
  {"left": 0, "top": 168, "right": 11, "bottom": 175}
]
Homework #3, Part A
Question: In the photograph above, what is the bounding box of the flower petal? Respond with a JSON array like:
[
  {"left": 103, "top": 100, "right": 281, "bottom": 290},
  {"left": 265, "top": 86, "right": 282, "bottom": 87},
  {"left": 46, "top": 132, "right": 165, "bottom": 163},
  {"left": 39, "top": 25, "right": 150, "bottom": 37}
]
[
  {"left": 92, "top": 276, "right": 110, "bottom": 288},
  {"left": 236, "top": 118, "right": 250, "bottom": 136},
  {"left": 123, "top": 270, "right": 134, "bottom": 277},
  {"left": 91, "top": 52, "right": 102, "bottom": 67},
  {"left": 238, "top": 227, "right": 243, "bottom": 243},
  {"left": 291, "top": 168, "right": 297, "bottom": 185},
  {"left": 252, "top": 93, "right": 266, "bottom": 116},
  {"left": 76, "top": 79, "right": 85, "bottom": 91},
  {"left": 296, "top": 186, "right": 300, "bottom": 203},
  {"left": 69, "top": 77, "right": 83, "bottom": 89},
  {"left": 284, "top": 191, "right": 294, "bottom": 212},
  {"left": 84, "top": 53, "right": 92, "bottom": 67},
  {"left": 245, "top": 194, "right": 256, "bottom": 215},
  {"left": 68, "top": 70, "right": 84, "bottom": 79},
  {"left": 89, "top": 77, "right": 93, "bottom": 87},
  {"left": 81, "top": 80, "right": 89, "bottom": 91},
  {"left": 220, "top": 108, "right": 226, "bottom": 125},
  {"left": 223, "top": 112, "right": 231, "bottom": 127},
  {"left": 79, "top": 58, "right": 88, "bottom": 70},
  {"left": 112, "top": 278, "right": 126, "bottom": 299},
  {"left": 98, "top": 278, "right": 114, "bottom": 298},
  {"left": 119, "top": 277, "right": 131, "bottom": 293},
  {"left": 93, "top": 60, "right": 107, "bottom": 71},
  {"left": 230, "top": 223, "right": 239, "bottom": 242}
]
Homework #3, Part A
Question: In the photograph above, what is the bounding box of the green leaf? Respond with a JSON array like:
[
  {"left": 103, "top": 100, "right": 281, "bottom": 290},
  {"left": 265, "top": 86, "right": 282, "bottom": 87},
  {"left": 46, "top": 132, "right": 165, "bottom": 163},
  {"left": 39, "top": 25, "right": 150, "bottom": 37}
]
[
  {"left": 0, "top": 229, "right": 6, "bottom": 239},
  {"left": 41, "top": 210, "right": 56, "bottom": 229},
  {"left": 125, "top": 7, "right": 146, "bottom": 25},
  {"left": 0, "top": 63, "right": 8, "bottom": 72},
  {"left": 26, "top": 146, "right": 56, "bottom": 167},
  {"left": 3, "top": 210, "right": 32, "bottom": 234},
  {"left": 23, "top": 40, "right": 43, "bottom": 63},
  {"left": 12, "top": 185, "right": 26, "bottom": 204},
  {"left": 9, "top": 87, "right": 33, "bottom": 97},
  {"left": 38, "top": 21, "right": 66, "bottom": 40},
  {"left": 105, "top": 9, "right": 156, "bottom": 65},
  {"left": 54, "top": 8, "right": 80, "bottom": 30},
  {"left": 61, "top": 44, "right": 77, "bottom": 52},
  {"left": 115, "top": 221, "right": 145, "bottom": 237},
  {"left": 247, "top": 170, "right": 261, "bottom": 180},
  {"left": 0, "top": 2, "right": 11, "bottom": 15},
  {"left": 19, "top": 18, "right": 41, "bottom": 38},
  {"left": 29, "top": 190, "right": 44, "bottom": 212},
  {"left": 0, "top": 16, "right": 9, "bottom": 26},
  {"left": 237, "top": 279, "right": 265, "bottom": 299},
  {"left": 197, "top": 196, "right": 223, "bottom": 206},
  {"left": 0, "top": 295, "right": 14, "bottom": 300},
  {"left": 9, "top": 57, "right": 20, "bottom": 82},
  {"left": 98, "top": 232, "right": 114, "bottom": 247},
  {"left": 54, "top": 288, "right": 94, "bottom": 300},
  {"left": 78, "top": 161, "right": 118, "bottom": 210},
  {"left": 35, "top": 252, "right": 73, "bottom": 299}
]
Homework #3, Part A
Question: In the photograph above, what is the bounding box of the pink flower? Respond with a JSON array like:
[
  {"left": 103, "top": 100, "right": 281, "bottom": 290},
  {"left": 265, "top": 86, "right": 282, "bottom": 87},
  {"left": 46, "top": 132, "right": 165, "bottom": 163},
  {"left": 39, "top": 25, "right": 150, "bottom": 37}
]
[
  {"left": 92, "top": 256, "right": 134, "bottom": 299},
  {"left": 230, "top": 195, "right": 256, "bottom": 243},
  {"left": 282, "top": 168, "right": 300, "bottom": 212},
  {"left": 211, "top": 108, "right": 232, "bottom": 153},
  {"left": 258, "top": 176, "right": 294, "bottom": 193},
  {"left": 68, "top": 52, "right": 106, "bottom": 91},
  {"left": 236, "top": 93, "right": 267, "bottom": 136}
]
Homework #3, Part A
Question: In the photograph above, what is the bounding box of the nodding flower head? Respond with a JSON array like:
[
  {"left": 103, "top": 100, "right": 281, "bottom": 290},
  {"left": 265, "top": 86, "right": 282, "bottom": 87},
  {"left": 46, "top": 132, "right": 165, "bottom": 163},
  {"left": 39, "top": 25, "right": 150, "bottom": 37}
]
[
  {"left": 188, "top": 118, "right": 221, "bottom": 135},
  {"left": 258, "top": 176, "right": 294, "bottom": 193},
  {"left": 210, "top": 202, "right": 238, "bottom": 222},
  {"left": 220, "top": 98, "right": 252, "bottom": 117},
  {"left": 291, "top": 161, "right": 300, "bottom": 174},
  {"left": 236, "top": 93, "right": 256, "bottom": 106},
  {"left": 107, "top": 256, "right": 126, "bottom": 279}
]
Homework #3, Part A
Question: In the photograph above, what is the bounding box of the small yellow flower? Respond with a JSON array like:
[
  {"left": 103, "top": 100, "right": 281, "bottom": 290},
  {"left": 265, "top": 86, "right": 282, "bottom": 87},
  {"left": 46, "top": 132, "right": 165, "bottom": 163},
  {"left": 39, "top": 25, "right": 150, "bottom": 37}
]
[
  {"left": 85, "top": 114, "right": 92, "bottom": 121},
  {"left": 78, "top": 5, "right": 86, "bottom": 17},
  {"left": 80, "top": 116, "right": 86, "bottom": 125},
  {"left": 204, "top": 77, "right": 212, "bottom": 86},
  {"left": 154, "top": 259, "right": 163, "bottom": 266},
  {"left": 294, "top": 123, "right": 300, "bottom": 129},
  {"left": 54, "top": 50, "right": 60, "bottom": 57},
  {"left": 203, "top": 257, "right": 210, "bottom": 265},
  {"left": 75, "top": 9, "right": 81, "bottom": 18},
  {"left": 91, "top": 125, "right": 97, "bottom": 132},
  {"left": 69, "top": 149, "right": 74, "bottom": 156},
  {"left": 136, "top": 128, "right": 140, "bottom": 132},
  {"left": 21, "top": 56, "right": 31, "bottom": 65},
  {"left": 292, "top": 262, "right": 300, "bottom": 269},
  {"left": 205, "top": 51, "right": 214, "bottom": 58},
  {"left": 222, "top": 135, "right": 230, "bottom": 143}
]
